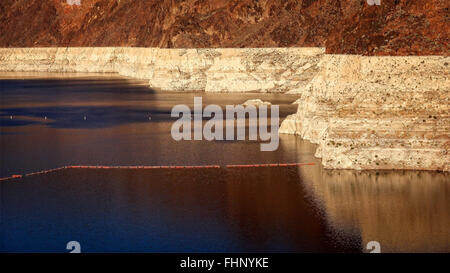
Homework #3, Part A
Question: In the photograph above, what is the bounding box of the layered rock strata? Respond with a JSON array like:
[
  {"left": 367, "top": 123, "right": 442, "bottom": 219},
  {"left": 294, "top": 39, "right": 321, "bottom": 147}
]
[
  {"left": 280, "top": 55, "right": 450, "bottom": 171},
  {"left": 0, "top": 47, "right": 324, "bottom": 92}
]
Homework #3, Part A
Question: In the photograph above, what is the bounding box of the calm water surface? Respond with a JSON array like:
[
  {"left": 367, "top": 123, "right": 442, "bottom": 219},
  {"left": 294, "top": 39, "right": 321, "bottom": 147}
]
[{"left": 0, "top": 73, "right": 449, "bottom": 252}]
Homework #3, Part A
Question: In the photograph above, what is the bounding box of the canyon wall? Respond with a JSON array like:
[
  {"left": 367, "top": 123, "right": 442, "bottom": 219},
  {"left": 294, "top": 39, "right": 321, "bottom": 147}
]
[
  {"left": 280, "top": 54, "right": 450, "bottom": 171},
  {"left": 1, "top": 0, "right": 448, "bottom": 56},
  {"left": 0, "top": 47, "right": 324, "bottom": 92}
]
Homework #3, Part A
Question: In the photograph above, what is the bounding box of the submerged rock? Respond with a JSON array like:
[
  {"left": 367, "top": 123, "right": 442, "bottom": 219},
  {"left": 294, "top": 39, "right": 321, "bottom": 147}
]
[{"left": 242, "top": 99, "right": 272, "bottom": 106}]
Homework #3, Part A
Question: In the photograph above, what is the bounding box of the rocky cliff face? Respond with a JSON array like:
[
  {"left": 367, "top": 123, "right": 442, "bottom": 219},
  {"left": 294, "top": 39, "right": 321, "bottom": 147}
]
[
  {"left": 0, "top": 0, "right": 448, "bottom": 55},
  {"left": 280, "top": 54, "right": 450, "bottom": 171},
  {"left": 0, "top": 47, "right": 324, "bottom": 92}
]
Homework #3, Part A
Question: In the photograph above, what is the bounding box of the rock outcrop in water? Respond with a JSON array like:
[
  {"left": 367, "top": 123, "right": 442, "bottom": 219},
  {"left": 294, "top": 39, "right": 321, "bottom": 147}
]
[
  {"left": 0, "top": 0, "right": 448, "bottom": 56},
  {"left": 242, "top": 99, "right": 272, "bottom": 106}
]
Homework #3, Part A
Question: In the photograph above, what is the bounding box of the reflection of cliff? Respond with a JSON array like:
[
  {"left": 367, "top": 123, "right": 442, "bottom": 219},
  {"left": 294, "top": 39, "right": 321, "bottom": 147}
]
[
  {"left": 222, "top": 167, "right": 355, "bottom": 252},
  {"left": 298, "top": 167, "right": 450, "bottom": 252}
]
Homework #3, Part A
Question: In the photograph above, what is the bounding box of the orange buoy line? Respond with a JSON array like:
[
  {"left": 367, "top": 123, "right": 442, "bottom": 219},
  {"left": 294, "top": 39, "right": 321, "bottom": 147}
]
[
  {"left": 0, "top": 163, "right": 315, "bottom": 181},
  {"left": 0, "top": 174, "right": 23, "bottom": 181},
  {"left": 226, "top": 162, "right": 315, "bottom": 168},
  {"left": 68, "top": 165, "right": 221, "bottom": 169}
]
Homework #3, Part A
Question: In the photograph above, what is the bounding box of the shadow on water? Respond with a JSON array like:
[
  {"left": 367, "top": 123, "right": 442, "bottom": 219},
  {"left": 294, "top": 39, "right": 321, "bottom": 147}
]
[
  {"left": 0, "top": 117, "right": 40, "bottom": 127},
  {"left": 1, "top": 78, "right": 295, "bottom": 129},
  {"left": 1, "top": 106, "right": 172, "bottom": 128}
]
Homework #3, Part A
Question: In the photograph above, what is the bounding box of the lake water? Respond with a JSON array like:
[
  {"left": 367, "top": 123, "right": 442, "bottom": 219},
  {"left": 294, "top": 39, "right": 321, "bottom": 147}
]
[{"left": 1, "top": 73, "right": 449, "bottom": 252}]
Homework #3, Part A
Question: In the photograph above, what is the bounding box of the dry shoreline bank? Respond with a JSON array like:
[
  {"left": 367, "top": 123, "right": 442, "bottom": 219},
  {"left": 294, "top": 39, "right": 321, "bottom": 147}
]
[{"left": 0, "top": 47, "right": 324, "bottom": 92}]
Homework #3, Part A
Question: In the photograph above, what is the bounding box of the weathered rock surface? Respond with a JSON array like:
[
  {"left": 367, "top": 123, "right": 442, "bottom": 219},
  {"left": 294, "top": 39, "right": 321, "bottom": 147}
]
[
  {"left": 280, "top": 54, "right": 450, "bottom": 171},
  {"left": 0, "top": 47, "right": 324, "bottom": 92},
  {"left": 0, "top": 0, "right": 448, "bottom": 56}
]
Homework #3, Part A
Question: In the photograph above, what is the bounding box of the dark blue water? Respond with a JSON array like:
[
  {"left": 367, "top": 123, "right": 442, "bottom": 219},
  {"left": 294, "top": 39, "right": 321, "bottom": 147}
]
[{"left": 1, "top": 167, "right": 352, "bottom": 253}]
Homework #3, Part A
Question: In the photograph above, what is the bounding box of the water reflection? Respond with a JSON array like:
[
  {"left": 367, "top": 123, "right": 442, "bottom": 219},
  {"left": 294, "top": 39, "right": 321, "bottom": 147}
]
[
  {"left": 1, "top": 106, "right": 172, "bottom": 128},
  {"left": 298, "top": 168, "right": 450, "bottom": 252}
]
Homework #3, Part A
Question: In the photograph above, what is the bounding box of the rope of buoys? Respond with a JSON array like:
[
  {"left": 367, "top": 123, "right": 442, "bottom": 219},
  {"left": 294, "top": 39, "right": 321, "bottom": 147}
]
[
  {"left": 68, "top": 165, "right": 221, "bottom": 169},
  {"left": 0, "top": 163, "right": 315, "bottom": 181},
  {"left": 0, "top": 174, "right": 23, "bottom": 181},
  {"left": 226, "top": 162, "right": 315, "bottom": 168}
]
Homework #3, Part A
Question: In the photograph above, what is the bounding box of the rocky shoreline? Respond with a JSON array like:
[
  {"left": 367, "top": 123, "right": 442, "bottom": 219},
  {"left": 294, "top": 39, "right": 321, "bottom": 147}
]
[
  {"left": 0, "top": 47, "right": 448, "bottom": 171},
  {"left": 280, "top": 54, "right": 449, "bottom": 171}
]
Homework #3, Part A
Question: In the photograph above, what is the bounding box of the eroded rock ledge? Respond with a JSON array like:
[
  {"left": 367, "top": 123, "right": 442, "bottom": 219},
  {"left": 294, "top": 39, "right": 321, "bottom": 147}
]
[
  {"left": 280, "top": 55, "right": 449, "bottom": 171},
  {"left": 0, "top": 47, "right": 324, "bottom": 92}
]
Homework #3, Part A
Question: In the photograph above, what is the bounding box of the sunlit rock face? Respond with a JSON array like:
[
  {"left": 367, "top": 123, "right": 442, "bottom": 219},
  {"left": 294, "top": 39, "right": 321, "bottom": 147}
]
[
  {"left": 0, "top": 47, "right": 324, "bottom": 93},
  {"left": 0, "top": 0, "right": 448, "bottom": 56},
  {"left": 280, "top": 54, "right": 450, "bottom": 171}
]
